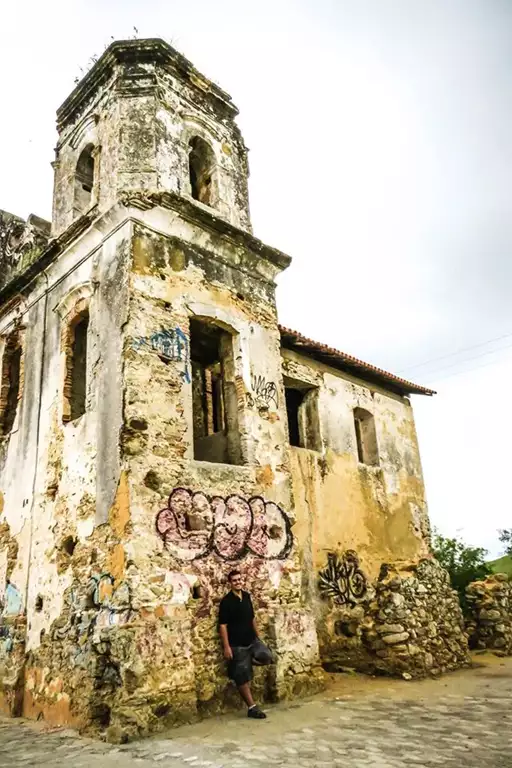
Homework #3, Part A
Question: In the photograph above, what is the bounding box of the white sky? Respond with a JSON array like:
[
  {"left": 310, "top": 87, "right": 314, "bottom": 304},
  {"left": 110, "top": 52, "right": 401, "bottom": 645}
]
[{"left": 1, "top": 0, "right": 511, "bottom": 557}]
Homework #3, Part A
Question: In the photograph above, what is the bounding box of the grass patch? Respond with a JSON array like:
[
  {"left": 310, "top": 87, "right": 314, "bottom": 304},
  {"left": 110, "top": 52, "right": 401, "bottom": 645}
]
[{"left": 488, "top": 554, "right": 512, "bottom": 577}]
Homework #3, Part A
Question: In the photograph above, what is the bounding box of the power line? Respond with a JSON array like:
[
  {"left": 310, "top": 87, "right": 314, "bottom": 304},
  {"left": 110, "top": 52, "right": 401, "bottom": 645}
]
[
  {"left": 414, "top": 339, "right": 512, "bottom": 380},
  {"left": 423, "top": 348, "right": 512, "bottom": 385},
  {"left": 398, "top": 329, "right": 512, "bottom": 375}
]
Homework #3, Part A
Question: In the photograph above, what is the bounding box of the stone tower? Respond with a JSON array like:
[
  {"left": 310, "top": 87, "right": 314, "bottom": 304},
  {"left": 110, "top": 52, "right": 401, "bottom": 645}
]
[
  {"left": 0, "top": 39, "right": 323, "bottom": 733},
  {"left": 0, "top": 38, "right": 470, "bottom": 736},
  {"left": 51, "top": 39, "right": 252, "bottom": 236}
]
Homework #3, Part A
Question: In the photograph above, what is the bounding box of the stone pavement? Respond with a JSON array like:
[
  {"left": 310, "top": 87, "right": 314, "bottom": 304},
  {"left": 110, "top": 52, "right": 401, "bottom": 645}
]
[{"left": 1, "top": 653, "right": 511, "bottom": 767}]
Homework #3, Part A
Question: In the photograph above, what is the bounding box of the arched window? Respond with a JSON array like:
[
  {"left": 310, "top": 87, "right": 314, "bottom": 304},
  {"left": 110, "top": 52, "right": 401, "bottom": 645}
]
[
  {"left": 63, "top": 308, "right": 89, "bottom": 423},
  {"left": 73, "top": 144, "right": 95, "bottom": 217},
  {"left": 188, "top": 136, "right": 215, "bottom": 207},
  {"left": 190, "top": 318, "right": 241, "bottom": 464},
  {"left": 0, "top": 333, "right": 23, "bottom": 437},
  {"left": 353, "top": 407, "right": 379, "bottom": 466}
]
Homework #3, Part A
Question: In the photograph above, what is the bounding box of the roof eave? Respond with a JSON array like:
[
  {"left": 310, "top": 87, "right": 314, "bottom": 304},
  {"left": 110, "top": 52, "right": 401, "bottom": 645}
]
[{"left": 279, "top": 326, "right": 435, "bottom": 397}]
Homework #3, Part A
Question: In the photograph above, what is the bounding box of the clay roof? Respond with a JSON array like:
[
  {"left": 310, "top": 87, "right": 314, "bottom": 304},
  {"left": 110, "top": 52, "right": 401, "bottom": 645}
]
[{"left": 279, "top": 326, "right": 435, "bottom": 397}]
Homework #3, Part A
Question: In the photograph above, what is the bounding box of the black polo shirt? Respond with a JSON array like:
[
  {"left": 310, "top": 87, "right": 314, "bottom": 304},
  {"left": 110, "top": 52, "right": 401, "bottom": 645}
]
[{"left": 218, "top": 590, "right": 256, "bottom": 647}]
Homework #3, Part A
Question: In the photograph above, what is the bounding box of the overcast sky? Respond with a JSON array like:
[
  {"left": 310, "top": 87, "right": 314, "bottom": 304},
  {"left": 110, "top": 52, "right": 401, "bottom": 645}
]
[{"left": 2, "top": 0, "right": 511, "bottom": 557}]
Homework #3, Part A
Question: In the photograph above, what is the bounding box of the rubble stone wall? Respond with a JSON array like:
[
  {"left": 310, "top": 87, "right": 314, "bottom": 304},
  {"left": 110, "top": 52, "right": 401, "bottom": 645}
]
[
  {"left": 466, "top": 574, "right": 512, "bottom": 654},
  {"left": 318, "top": 556, "right": 470, "bottom": 678}
]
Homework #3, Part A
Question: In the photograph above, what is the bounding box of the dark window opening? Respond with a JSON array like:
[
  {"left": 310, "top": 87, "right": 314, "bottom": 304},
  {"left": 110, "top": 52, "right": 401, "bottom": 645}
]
[
  {"left": 0, "top": 336, "right": 22, "bottom": 437},
  {"left": 285, "top": 388, "right": 304, "bottom": 448},
  {"left": 190, "top": 319, "right": 241, "bottom": 464},
  {"left": 284, "top": 379, "right": 321, "bottom": 452},
  {"left": 74, "top": 145, "right": 95, "bottom": 217},
  {"left": 188, "top": 136, "right": 215, "bottom": 207},
  {"left": 353, "top": 407, "right": 379, "bottom": 466},
  {"left": 64, "top": 311, "right": 89, "bottom": 423}
]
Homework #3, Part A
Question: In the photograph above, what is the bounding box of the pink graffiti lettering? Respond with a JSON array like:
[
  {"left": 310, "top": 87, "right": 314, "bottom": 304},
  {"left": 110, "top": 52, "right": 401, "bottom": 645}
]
[{"left": 156, "top": 488, "right": 293, "bottom": 562}]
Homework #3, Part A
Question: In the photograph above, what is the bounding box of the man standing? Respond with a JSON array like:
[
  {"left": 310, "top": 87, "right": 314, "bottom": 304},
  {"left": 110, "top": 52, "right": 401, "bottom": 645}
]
[{"left": 218, "top": 570, "right": 273, "bottom": 719}]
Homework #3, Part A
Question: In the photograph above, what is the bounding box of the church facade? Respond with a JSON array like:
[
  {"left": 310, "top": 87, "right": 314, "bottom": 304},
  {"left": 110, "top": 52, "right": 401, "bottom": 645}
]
[{"left": 0, "top": 39, "right": 469, "bottom": 737}]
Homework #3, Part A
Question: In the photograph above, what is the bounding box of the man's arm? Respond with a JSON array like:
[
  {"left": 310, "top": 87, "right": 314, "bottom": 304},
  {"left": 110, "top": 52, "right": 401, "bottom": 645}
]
[
  {"left": 219, "top": 623, "right": 233, "bottom": 660},
  {"left": 249, "top": 594, "right": 258, "bottom": 638}
]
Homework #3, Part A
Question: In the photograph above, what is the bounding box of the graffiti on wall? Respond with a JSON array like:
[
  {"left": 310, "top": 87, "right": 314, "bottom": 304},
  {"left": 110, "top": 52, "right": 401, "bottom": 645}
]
[
  {"left": 318, "top": 551, "right": 368, "bottom": 607},
  {"left": 3, "top": 581, "right": 22, "bottom": 616},
  {"left": 132, "top": 327, "right": 190, "bottom": 383},
  {"left": 0, "top": 581, "right": 22, "bottom": 654},
  {"left": 53, "top": 573, "right": 133, "bottom": 642},
  {"left": 90, "top": 574, "right": 133, "bottom": 629},
  {"left": 247, "top": 375, "right": 278, "bottom": 410},
  {"left": 156, "top": 488, "right": 293, "bottom": 562}
]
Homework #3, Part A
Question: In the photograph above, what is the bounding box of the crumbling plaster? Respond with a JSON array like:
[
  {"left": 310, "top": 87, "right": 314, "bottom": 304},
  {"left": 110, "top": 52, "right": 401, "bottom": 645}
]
[
  {"left": 52, "top": 44, "right": 251, "bottom": 239},
  {"left": 283, "top": 348, "right": 430, "bottom": 576},
  {"left": 0, "top": 37, "right": 457, "bottom": 737}
]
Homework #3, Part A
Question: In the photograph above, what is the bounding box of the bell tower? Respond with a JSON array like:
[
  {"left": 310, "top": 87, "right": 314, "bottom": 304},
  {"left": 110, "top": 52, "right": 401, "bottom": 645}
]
[
  {"left": 51, "top": 39, "right": 252, "bottom": 237},
  {"left": 0, "top": 38, "right": 325, "bottom": 735}
]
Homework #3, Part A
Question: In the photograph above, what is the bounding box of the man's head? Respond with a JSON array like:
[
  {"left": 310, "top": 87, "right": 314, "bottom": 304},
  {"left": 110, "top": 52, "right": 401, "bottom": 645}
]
[{"left": 228, "top": 570, "right": 243, "bottom": 592}]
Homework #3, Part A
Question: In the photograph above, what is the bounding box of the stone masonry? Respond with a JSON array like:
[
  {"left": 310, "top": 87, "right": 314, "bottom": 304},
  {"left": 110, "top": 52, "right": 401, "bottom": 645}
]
[
  {"left": 0, "top": 38, "right": 468, "bottom": 739},
  {"left": 466, "top": 573, "right": 512, "bottom": 654},
  {"left": 319, "top": 556, "right": 470, "bottom": 677}
]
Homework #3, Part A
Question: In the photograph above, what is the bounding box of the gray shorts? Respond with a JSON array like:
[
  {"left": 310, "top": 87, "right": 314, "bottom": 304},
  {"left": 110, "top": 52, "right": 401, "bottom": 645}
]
[{"left": 227, "top": 639, "right": 274, "bottom": 686}]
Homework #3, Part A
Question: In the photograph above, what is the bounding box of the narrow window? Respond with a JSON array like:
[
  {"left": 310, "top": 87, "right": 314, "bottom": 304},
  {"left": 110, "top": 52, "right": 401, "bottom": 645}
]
[
  {"left": 285, "top": 388, "right": 303, "bottom": 447},
  {"left": 0, "top": 334, "right": 22, "bottom": 437},
  {"left": 190, "top": 319, "right": 241, "bottom": 464},
  {"left": 63, "top": 310, "right": 89, "bottom": 423},
  {"left": 353, "top": 407, "right": 379, "bottom": 466},
  {"left": 73, "top": 145, "right": 95, "bottom": 217},
  {"left": 188, "top": 137, "right": 215, "bottom": 207},
  {"left": 284, "top": 380, "right": 321, "bottom": 451}
]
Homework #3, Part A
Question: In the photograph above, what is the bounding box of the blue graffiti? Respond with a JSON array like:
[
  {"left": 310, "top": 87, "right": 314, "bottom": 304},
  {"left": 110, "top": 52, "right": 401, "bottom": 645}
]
[
  {"left": 3, "top": 582, "right": 22, "bottom": 616},
  {"left": 133, "top": 327, "right": 190, "bottom": 383}
]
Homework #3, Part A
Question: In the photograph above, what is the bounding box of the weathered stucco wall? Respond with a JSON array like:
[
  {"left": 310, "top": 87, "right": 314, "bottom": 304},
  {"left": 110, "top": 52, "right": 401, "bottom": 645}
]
[
  {"left": 286, "top": 349, "right": 430, "bottom": 575},
  {"left": 52, "top": 40, "right": 251, "bottom": 238},
  {"left": 0, "top": 212, "right": 132, "bottom": 720},
  {"left": 113, "top": 209, "right": 323, "bottom": 732},
  {"left": 0, "top": 36, "right": 461, "bottom": 741},
  {"left": 282, "top": 350, "right": 458, "bottom": 674},
  {"left": 0, "top": 202, "right": 322, "bottom": 738}
]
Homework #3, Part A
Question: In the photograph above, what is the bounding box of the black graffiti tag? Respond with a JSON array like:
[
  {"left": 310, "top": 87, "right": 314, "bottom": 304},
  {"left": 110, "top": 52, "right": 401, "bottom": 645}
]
[
  {"left": 318, "top": 551, "right": 368, "bottom": 607},
  {"left": 156, "top": 488, "right": 293, "bottom": 562},
  {"left": 247, "top": 375, "right": 279, "bottom": 410}
]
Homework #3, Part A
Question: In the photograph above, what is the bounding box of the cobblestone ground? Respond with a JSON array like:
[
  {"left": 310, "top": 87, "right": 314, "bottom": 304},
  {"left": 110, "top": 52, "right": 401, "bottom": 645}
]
[{"left": 1, "top": 654, "right": 511, "bottom": 767}]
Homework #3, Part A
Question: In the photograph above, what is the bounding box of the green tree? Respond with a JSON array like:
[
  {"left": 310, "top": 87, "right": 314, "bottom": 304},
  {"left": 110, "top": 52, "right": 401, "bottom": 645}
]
[
  {"left": 432, "top": 530, "right": 491, "bottom": 614},
  {"left": 498, "top": 528, "right": 512, "bottom": 556}
]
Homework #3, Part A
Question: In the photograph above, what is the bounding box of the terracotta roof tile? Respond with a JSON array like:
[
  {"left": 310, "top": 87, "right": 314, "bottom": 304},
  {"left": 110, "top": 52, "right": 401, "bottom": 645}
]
[{"left": 279, "top": 326, "right": 435, "bottom": 397}]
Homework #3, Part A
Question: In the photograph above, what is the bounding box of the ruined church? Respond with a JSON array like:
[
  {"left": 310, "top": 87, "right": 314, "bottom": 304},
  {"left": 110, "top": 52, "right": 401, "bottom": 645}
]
[{"left": 0, "top": 39, "right": 469, "bottom": 737}]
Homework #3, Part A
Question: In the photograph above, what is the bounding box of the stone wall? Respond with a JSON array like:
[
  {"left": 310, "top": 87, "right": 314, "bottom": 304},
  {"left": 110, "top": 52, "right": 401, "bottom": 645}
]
[
  {"left": 466, "top": 574, "right": 512, "bottom": 654},
  {"left": 288, "top": 352, "right": 432, "bottom": 585},
  {"left": 318, "top": 555, "right": 470, "bottom": 678},
  {"left": 0, "top": 36, "right": 446, "bottom": 738},
  {"left": 52, "top": 39, "right": 252, "bottom": 238},
  {"left": 0, "top": 203, "right": 323, "bottom": 739},
  {"left": 0, "top": 210, "right": 50, "bottom": 293}
]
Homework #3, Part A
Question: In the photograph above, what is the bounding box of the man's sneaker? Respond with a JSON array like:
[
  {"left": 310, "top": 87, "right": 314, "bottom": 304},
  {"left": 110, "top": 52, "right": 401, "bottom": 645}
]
[{"left": 247, "top": 705, "right": 266, "bottom": 719}]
